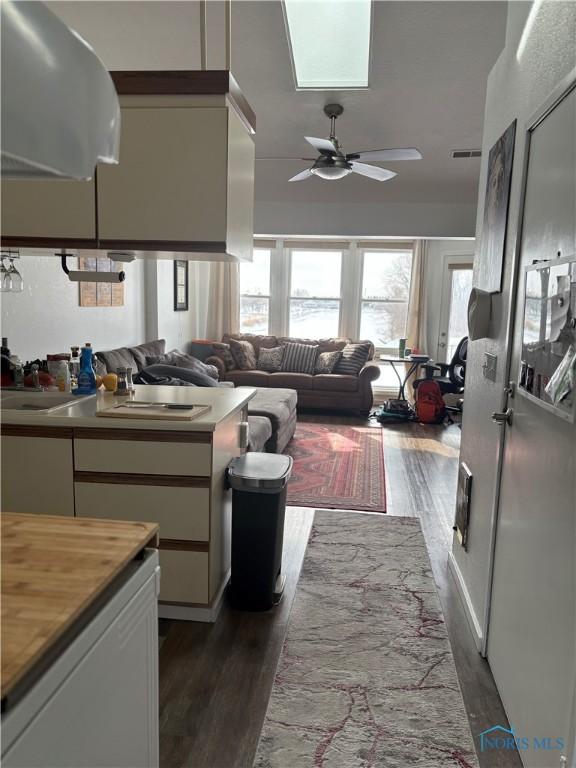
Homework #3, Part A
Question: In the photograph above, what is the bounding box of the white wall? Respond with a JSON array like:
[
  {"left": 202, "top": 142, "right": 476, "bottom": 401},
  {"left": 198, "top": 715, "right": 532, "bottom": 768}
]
[
  {"left": 145, "top": 260, "right": 210, "bottom": 351},
  {"left": 0, "top": 255, "right": 147, "bottom": 361},
  {"left": 451, "top": 0, "right": 576, "bottom": 648},
  {"left": 255, "top": 201, "right": 478, "bottom": 240}
]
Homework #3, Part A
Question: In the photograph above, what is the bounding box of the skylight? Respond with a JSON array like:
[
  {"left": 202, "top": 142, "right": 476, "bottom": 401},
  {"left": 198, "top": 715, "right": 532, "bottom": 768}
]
[{"left": 284, "top": 0, "right": 372, "bottom": 90}]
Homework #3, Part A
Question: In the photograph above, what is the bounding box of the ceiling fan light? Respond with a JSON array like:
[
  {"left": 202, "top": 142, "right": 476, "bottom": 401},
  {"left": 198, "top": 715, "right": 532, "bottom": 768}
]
[{"left": 311, "top": 165, "right": 351, "bottom": 180}]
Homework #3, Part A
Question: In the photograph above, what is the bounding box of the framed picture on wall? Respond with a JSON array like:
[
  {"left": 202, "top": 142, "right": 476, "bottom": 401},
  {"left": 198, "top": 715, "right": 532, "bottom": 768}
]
[
  {"left": 477, "top": 120, "right": 517, "bottom": 293},
  {"left": 174, "top": 260, "right": 189, "bottom": 311}
]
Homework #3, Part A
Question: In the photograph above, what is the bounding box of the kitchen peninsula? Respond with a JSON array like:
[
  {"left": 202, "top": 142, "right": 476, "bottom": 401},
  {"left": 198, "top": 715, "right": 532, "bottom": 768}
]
[{"left": 1, "top": 385, "right": 255, "bottom": 621}]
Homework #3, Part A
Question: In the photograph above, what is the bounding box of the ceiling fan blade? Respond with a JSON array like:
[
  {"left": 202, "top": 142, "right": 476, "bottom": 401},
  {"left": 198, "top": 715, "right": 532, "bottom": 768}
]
[
  {"left": 288, "top": 168, "right": 314, "bottom": 182},
  {"left": 347, "top": 148, "right": 422, "bottom": 162},
  {"left": 350, "top": 162, "right": 397, "bottom": 182},
  {"left": 305, "top": 136, "right": 338, "bottom": 154}
]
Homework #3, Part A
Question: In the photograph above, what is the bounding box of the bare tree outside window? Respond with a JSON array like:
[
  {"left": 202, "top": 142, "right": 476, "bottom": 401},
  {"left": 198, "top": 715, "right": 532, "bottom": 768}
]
[{"left": 360, "top": 251, "right": 413, "bottom": 349}]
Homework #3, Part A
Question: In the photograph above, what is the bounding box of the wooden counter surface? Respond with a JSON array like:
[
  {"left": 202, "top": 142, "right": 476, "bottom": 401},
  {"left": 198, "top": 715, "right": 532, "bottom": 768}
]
[{"left": 1, "top": 513, "right": 158, "bottom": 701}]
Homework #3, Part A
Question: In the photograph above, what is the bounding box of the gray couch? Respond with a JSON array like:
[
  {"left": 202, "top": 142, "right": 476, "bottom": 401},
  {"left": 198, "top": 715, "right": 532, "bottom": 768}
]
[{"left": 94, "top": 340, "right": 297, "bottom": 454}]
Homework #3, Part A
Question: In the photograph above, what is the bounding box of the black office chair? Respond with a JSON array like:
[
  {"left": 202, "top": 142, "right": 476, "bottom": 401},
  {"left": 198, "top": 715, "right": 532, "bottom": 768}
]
[{"left": 413, "top": 337, "right": 467, "bottom": 400}]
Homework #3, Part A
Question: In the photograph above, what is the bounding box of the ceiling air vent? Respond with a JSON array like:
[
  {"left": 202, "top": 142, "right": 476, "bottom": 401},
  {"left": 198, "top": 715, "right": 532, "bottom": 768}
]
[{"left": 451, "top": 149, "right": 482, "bottom": 159}]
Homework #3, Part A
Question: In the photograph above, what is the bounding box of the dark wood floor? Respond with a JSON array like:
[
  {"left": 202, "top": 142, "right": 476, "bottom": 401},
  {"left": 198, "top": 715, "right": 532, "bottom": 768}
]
[{"left": 159, "top": 415, "right": 521, "bottom": 768}]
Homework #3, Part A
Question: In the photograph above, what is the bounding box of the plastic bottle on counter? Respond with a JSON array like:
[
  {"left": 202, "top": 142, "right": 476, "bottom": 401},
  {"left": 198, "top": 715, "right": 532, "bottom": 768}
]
[
  {"left": 56, "top": 360, "right": 71, "bottom": 393},
  {"left": 73, "top": 343, "right": 97, "bottom": 395}
]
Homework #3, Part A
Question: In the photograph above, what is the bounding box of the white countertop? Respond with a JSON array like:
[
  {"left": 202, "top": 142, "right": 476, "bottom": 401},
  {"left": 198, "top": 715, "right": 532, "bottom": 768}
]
[{"left": 1, "top": 385, "right": 256, "bottom": 432}]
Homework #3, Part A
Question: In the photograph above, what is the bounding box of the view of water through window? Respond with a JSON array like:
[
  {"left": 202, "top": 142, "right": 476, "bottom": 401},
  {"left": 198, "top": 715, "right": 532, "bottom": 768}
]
[{"left": 239, "top": 246, "right": 414, "bottom": 364}]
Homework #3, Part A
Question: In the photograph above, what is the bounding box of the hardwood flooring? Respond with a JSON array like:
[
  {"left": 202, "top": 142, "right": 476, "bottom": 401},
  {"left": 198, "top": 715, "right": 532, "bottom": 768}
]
[{"left": 159, "top": 415, "right": 521, "bottom": 768}]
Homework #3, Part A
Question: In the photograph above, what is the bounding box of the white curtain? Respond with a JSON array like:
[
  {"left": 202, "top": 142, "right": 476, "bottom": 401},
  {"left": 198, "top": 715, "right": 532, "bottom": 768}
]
[
  {"left": 205, "top": 261, "right": 240, "bottom": 340},
  {"left": 405, "top": 240, "right": 428, "bottom": 399},
  {"left": 406, "top": 239, "right": 427, "bottom": 354}
]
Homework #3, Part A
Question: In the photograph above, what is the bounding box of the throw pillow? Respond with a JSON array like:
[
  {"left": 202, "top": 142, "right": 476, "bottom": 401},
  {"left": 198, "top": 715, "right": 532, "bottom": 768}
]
[
  {"left": 129, "top": 339, "right": 166, "bottom": 370},
  {"left": 229, "top": 338, "right": 257, "bottom": 370},
  {"left": 281, "top": 341, "right": 318, "bottom": 374},
  {"left": 257, "top": 346, "right": 285, "bottom": 372},
  {"left": 211, "top": 342, "right": 236, "bottom": 371},
  {"left": 334, "top": 342, "right": 372, "bottom": 375},
  {"left": 314, "top": 350, "right": 342, "bottom": 374}
]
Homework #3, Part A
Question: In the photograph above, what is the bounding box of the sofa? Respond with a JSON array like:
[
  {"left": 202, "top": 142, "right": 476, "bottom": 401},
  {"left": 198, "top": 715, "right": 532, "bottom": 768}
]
[
  {"left": 94, "top": 339, "right": 297, "bottom": 453},
  {"left": 206, "top": 333, "right": 380, "bottom": 415}
]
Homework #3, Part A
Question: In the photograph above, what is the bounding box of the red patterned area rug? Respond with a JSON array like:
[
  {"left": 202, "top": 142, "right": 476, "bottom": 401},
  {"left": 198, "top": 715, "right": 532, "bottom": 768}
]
[{"left": 285, "top": 423, "right": 386, "bottom": 513}]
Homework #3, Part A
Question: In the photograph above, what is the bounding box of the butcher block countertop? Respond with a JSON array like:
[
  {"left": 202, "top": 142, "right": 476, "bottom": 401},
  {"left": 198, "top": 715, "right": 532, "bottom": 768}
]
[{"left": 1, "top": 513, "right": 158, "bottom": 703}]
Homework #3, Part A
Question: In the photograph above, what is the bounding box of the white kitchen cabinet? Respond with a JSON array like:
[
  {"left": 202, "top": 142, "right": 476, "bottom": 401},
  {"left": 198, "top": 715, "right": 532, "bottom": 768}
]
[
  {"left": 2, "top": 550, "right": 160, "bottom": 768},
  {"left": 1, "top": 432, "right": 75, "bottom": 516},
  {"left": 0, "top": 178, "right": 97, "bottom": 245},
  {"left": 0, "top": 71, "right": 255, "bottom": 262}
]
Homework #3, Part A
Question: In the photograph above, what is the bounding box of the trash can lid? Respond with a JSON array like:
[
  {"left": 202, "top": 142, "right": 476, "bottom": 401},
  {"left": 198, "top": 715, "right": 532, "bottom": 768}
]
[{"left": 227, "top": 453, "right": 293, "bottom": 492}]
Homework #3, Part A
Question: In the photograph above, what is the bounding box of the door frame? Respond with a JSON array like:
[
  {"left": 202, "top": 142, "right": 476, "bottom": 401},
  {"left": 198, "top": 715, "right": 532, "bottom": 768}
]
[
  {"left": 481, "top": 70, "right": 576, "bottom": 665},
  {"left": 437, "top": 255, "right": 474, "bottom": 363}
]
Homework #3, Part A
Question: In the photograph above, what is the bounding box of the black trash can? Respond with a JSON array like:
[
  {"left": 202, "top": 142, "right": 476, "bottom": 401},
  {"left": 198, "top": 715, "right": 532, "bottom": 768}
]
[{"left": 227, "top": 453, "right": 293, "bottom": 610}]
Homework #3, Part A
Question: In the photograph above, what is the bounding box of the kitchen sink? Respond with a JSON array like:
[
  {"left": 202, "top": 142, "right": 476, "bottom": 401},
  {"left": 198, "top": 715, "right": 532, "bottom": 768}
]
[{"left": 1, "top": 391, "right": 95, "bottom": 413}]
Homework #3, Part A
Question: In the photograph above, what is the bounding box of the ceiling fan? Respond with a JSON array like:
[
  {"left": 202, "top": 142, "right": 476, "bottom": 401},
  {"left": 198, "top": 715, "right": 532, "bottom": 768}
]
[{"left": 289, "top": 104, "right": 422, "bottom": 182}]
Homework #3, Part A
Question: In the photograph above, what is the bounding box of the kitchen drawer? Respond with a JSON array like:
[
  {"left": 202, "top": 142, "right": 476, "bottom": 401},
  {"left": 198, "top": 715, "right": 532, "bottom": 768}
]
[
  {"left": 159, "top": 549, "right": 209, "bottom": 605},
  {"left": 74, "top": 483, "right": 210, "bottom": 541},
  {"left": 74, "top": 439, "right": 211, "bottom": 477}
]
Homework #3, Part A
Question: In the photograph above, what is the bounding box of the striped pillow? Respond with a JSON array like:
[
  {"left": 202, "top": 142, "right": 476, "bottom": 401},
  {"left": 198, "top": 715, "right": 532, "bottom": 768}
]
[
  {"left": 334, "top": 342, "right": 372, "bottom": 375},
  {"left": 281, "top": 342, "right": 318, "bottom": 374}
]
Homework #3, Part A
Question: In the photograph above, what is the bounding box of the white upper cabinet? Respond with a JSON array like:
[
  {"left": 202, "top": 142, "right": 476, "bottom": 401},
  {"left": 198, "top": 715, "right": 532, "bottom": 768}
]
[{"left": 1, "top": 72, "right": 256, "bottom": 262}]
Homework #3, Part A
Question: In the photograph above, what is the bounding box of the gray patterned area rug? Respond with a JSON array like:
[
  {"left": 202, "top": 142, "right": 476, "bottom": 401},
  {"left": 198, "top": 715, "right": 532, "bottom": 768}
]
[{"left": 254, "top": 511, "right": 478, "bottom": 768}]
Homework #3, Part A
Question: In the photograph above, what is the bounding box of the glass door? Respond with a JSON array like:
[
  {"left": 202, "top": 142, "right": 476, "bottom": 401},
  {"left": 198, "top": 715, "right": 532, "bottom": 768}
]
[{"left": 438, "top": 262, "right": 473, "bottom": 362}]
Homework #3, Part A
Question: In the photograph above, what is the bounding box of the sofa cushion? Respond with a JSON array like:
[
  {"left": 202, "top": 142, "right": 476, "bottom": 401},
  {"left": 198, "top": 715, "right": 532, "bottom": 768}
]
[
  {"left": 247, "top": 416, "right": 273, "bottom": 453},
  {"left": 268, "top": 372, "right": 314, "bottom": 390},
  {"left": 334, "top": 341, "right": 372, "bottom": 375},
  {"left": 257, "top": 346, "right": 285, "bottom": 372},
  {"left": 246, "top": 387, "right": 298, "bottom": 422},
  {"left": 315, "top": 350, "right": 342, "bottom": 374},
  {"left": 222, "top": 333, "right": 279, "bottom": 356},
  {"left": 129, "top": 339, "right": 166, "bottom": 370},
  {"left": 229, "top": 338, "right": 257, "bottom": 370},
  {"left": 96, "top": 346, "right": 139, "bottom": 374},
  {"left": 281, "top": 342, "right": 318, "bottom": 374},
  {"left": 226, "top": 370, "right": 271, "bottom": 387},
  {"left": 277, "top": 336, "right": 349, "bottom": 355},
  {"left": 211, "top": 342, "right": 236, "bottom": 371},
  {"left": 313, "top": 374, "right": 359, "bottom": 393}
]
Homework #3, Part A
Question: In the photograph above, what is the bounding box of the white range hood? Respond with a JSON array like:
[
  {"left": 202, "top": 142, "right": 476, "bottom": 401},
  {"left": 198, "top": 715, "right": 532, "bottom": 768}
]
[{"left": 0, "top": 0, "right": 120, "bottom": 180}]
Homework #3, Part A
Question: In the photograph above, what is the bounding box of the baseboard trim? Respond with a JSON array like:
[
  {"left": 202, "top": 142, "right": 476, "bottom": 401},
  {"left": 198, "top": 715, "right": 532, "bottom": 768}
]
[
  {"left": 158, "top": 570, "right": 230, "bottom": 623},
  {"left": 448, "top": 552, "right": 484, "bottom": 652}
]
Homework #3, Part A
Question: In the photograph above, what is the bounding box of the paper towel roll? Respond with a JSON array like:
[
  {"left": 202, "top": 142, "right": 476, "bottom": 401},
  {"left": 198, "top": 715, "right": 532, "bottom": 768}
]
[{"left": 468, "top": 287, "right": 491, "bottom": 340}]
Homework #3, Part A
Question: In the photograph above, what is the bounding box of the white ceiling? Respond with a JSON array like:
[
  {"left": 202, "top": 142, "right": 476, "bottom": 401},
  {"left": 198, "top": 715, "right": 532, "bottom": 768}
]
[
  {"left": 47, "top": 0, "right": 508, "bottom": 235},
  {"left": 231, "top": 1, "right": 507, "bottom": 205}
]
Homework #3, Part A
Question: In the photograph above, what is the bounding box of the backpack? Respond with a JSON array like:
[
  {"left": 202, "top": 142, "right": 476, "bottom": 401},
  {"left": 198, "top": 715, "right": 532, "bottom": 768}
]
[{"left": 416, "top": 379, "right": 446, "bottom": 424}]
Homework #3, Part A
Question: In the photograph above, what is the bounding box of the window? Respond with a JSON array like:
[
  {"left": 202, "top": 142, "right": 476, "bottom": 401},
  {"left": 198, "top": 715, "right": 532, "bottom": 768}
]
[
  {"left": 289, "top": 250, "right": 342, "bottom": 338},
  {"left": 360, "top": 250, "right": 413, "bottom": 350},
  {"left": 239, "top": 248, "right": 271, "bottom": 334},
  {"left": 284, "top": 0, "right": 371, "bottom": 89}
]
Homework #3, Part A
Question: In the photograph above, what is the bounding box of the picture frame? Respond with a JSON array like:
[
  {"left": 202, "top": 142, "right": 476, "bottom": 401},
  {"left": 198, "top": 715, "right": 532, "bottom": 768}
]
[
  {"left": 174, "top": 260, "right": 189, "bottom": 311},
  {"left": 477, "top": 120, "right": 516, "bottom": 293}
]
